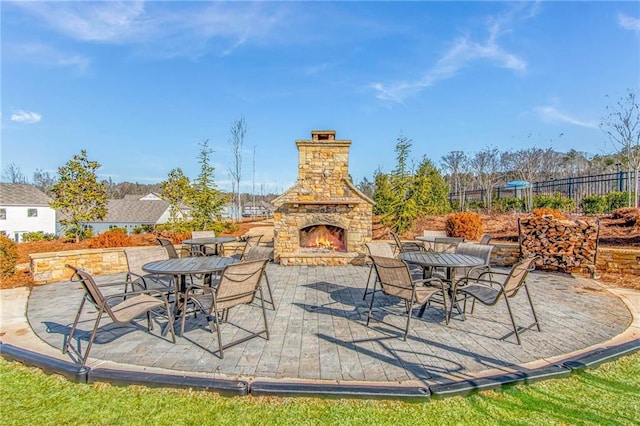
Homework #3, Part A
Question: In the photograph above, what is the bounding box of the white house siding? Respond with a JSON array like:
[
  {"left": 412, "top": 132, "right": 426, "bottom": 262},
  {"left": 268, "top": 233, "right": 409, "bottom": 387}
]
[{"left": 0, "top": 205, "right": 57, "bottom": 242}]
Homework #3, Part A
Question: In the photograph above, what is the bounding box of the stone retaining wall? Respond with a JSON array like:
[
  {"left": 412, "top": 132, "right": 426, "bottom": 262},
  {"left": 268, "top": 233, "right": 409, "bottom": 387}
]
[{"left": 29, "top": 242, "right": 639, "bottom": 284}]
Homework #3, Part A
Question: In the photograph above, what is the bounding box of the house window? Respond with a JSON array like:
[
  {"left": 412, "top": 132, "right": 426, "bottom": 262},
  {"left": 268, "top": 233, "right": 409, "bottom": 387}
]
[
  {"left": 0, "top": 209, "right": 6, "bottom": 220},
  {"left": 28, "top": 208, "right": 38, "bottom": 217}
]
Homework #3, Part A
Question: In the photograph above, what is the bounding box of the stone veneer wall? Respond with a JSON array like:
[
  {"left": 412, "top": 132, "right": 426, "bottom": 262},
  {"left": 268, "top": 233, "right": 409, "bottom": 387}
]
[
  {"left": 273, "top": 204, "right": 373, "bottom": 266},
  {"left": 29, "top": 243, "right": 639, "bottom": 284},
  {"left": 273, "top": 131, "right": 373, "bottom": 266}
]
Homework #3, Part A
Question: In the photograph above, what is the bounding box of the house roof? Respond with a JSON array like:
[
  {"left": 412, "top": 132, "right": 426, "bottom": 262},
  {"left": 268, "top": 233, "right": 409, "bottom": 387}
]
[
  {"left": 101, "top": 199, "right": 170, "bottom": 223},
  {"left": 0, "top": 183, "right": 52, "bottom": 206}
]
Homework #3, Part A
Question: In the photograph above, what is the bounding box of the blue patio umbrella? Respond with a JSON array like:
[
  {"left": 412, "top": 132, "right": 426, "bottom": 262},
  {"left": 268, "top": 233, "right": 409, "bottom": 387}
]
[{"left": 504, "top": 180, "right": 531, "bottom": 189}]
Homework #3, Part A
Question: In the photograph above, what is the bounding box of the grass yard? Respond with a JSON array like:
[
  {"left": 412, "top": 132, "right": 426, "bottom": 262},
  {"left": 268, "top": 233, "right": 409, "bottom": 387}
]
[{"left": 1, "top": 353, "right": 638, "bottom": 425}]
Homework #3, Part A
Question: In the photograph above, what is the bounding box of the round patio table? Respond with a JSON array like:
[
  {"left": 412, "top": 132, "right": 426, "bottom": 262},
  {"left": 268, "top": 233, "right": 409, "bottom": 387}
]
[
  {"left": 182, "top": 237, "right": 236, "bottom": 256},
  {"left": 143, "top": 256, "right": 239, "bottom": 316},
  {"left": 398, "top": 251, "right": 485, "bottom": 320}
]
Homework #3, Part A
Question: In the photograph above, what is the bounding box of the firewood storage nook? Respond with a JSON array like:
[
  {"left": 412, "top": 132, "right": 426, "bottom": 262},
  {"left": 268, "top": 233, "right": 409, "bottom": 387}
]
[{"left": 273, "top": 130, "right": 374, "bottom": 266}]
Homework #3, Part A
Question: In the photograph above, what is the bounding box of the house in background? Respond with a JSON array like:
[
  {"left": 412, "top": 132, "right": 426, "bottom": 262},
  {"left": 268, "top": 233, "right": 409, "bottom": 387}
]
[
  {"left": 0, "top": 183, "right": 56, "bottom": 242},
  {"left": 84, "top": 193, "right": 175, "bottom": 235}
]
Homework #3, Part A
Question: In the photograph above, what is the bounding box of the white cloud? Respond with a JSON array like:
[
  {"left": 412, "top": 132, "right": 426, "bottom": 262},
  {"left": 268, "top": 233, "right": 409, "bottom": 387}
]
[
  {"left": 534, "top": 106, "right": 597, "bottom": 129},
  {"left": 618, "top": 13, "right": 640, "bottom": 32},
  {"left": 11, "top": 110, "right": 42, "bottom": 124},
  {"left": 371, "top": 2, "right": 537, "bottom": 103}
]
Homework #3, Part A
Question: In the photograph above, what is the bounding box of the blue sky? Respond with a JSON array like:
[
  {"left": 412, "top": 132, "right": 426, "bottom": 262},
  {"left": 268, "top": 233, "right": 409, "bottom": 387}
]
[{"left": 2, "top": 1, "right": 639, "bottom": 194}]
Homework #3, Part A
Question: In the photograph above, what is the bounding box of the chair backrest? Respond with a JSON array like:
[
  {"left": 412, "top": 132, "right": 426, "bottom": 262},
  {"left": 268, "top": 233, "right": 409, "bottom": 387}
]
[
  {"left": 503, "top": 256, "right": 538, "bottom": 298},
  {"left": 422, "top": 230, "right": 447, "bottom": 240},
  {"left": 66, "top": 264, "right": 109, "bottom": 314},
  {"left": 370, "top": 255, "right": 415, "bottom": 301},
  {"left": 191, "top": 230, "right": 215, "bottom": 239},
  {"left": 125, "top": 247, "right": 169, "bottom": 277},
  {"left": 434, "top": 237, "right": 464, "bottom": 253},
  {"left": 455, "top": 243, "right": 493, "bottom": 266},
  {"left": 157, "top": 238, "right": 179, "bottom": 258},
  {"left": 215, "top": 260, "right": 268, "bottom": 310},
  {"left": 241, "top": 234, "right": 263, "bottom": 258},
  {"left": 365, "top": 241, "right": 395, "bottom": 258},
  {"left": 243, "top": 246, "right": 274, "bottom": 262},
  {"left": 479, "top": 234, "right": 493, "bottom": 245}
]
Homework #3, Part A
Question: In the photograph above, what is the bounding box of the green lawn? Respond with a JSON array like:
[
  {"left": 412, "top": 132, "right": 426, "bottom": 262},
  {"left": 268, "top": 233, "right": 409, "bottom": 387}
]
[{"left": 1, "top": 353, "right": 639, "bottom": 425}]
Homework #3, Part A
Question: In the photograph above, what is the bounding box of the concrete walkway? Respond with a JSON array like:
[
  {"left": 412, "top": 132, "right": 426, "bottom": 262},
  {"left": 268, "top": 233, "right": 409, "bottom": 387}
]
[{"left": 2, "top": 264, "right": 639, "bottom": 387}]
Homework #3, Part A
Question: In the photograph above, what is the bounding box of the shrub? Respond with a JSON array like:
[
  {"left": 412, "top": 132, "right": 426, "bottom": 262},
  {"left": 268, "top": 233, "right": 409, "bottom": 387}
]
[
  {"left": 133, "top": 224, "right": 155, "bottom": 234},
  {"left": 87, "top": 229, "right": 133, "bottom": 248},
  {"left": 469, "top": 200, "right": 485, "bottom": 211},
  {"left": 494, "top": 197, "right": 525, "bottom": 213},
  {"left": 605, "top": 191, "right": 629, "bottom": 211},
  {"left": 533, "top": 193, "right": 574, "bottom": 211},
  {"left": 445, "top": 212, "right": 483, "bottom": 240},
  {"left": 21, "top": 232, "right": 58, "bottom": 242},
  {"left": 580, "top": 195, "right": 608, "bottom": 215},
  {"left": 0, "top": 234, "right": 18, "bottom": 277},
  {"left": 531, "top": 208, "right": 566, "bottom": 220}
]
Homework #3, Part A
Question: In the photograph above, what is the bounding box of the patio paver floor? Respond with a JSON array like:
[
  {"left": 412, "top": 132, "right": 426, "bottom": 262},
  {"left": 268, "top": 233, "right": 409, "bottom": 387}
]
[{"left": 25, "top": 264, "right": 632, "bottom": 385}]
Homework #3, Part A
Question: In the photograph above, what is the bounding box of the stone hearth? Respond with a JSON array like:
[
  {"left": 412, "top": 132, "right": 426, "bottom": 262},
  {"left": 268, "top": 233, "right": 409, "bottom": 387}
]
[{"left": 272, "top": 130, "right": 373, "bottom": 266}]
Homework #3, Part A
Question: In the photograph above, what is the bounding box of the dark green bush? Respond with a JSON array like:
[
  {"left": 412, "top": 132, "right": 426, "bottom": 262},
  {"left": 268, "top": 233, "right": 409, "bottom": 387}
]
[
  {"left": 580, "top": 195, "right": 608, "bottom": 215},
  {"left": 494, "top": 197, "right": 525, "bottom": 213},
  {"left": 533, "top": 193, "right": 574, "bottom": 211},
  {"left": 21, "top": 232, "right": 57, "bottom": 242},
  {"left": 605, "top": 191, "right": 629, "bottom": 211}
]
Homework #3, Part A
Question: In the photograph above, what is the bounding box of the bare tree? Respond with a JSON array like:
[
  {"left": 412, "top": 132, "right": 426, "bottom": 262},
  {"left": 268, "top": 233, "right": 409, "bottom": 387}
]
[
  {"left": 601, "top": 89, "right": 640, "bottom": 207},
  {"left": 32, "top": 168, "right": 56, "bottom": 195},
  {"left": 228, "top": 117, "right": 246, "bottom": 222},
  {"left": 1, "top": 162, "right": 27, "bottom": 184},
  {"left": 503, "top": 147, "right": 553, "bottom": 211},
  {"left": 441, "top": 151, "right": 469, "bottom": 211},
  {"left": 468, "top": 146, "right": 504, "bottom": 211}
]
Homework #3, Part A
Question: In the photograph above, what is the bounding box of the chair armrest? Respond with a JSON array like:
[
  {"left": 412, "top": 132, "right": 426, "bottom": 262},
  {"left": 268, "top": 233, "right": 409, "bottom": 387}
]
[
  {"left": 414, "top": 277, "right": 448, "bottom": 291},
  {"left": 103, "top": 288, "right": 171, "bottom": 303}
]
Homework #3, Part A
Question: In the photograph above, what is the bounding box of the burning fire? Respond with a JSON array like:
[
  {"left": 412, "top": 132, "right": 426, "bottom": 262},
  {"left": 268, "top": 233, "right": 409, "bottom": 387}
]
[{"left": 300, "top": 225, "right": 345, "bottom": 252}]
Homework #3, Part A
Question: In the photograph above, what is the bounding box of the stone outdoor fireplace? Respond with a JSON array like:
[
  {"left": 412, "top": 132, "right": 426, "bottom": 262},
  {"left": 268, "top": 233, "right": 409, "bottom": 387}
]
[{"left": 273, "top": 130, "right": 374, "bottom": 266}]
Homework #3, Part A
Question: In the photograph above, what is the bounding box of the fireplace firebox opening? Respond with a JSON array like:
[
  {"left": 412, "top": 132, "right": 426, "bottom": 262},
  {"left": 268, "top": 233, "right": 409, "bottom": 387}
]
[{"left": 299, "top": 224, "right": 346, "bottom": 252}]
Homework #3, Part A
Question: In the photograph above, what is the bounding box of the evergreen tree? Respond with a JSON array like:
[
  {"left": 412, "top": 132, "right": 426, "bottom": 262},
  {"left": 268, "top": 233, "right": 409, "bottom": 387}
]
[
  {"left": 50, "top": 150, "right": 107, "bottom": 242},
  {"left": 413, "top": 156, "right": 450, "bottom": 215},
  {"left": 190, "top": 140, "right": 228, "bottom": 230}
]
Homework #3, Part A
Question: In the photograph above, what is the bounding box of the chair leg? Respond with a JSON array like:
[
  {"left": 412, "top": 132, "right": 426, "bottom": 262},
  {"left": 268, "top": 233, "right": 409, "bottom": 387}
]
[
  {"left": 403, "top": 301, "right": 415, "bottom": 341},
  {"left": 503, "top": 297, "right": 522, "bottom": 345},
  {"left": 363, "top": 264, "right": 375, "bottom": 300},
  {"left": 366, "top": 279, "right": 378, "bottom": 326},
  {"left": 525, "top": 285, "right": 541, "bottom": 331},
  {"left": 63, "top": 297, "right": 86, "bottom": 356},
  {"left": 262, "top": 273, "right": 275, "bottom": 310},
  {"left": 82, "top": 308, "right": 105, "bottom": 365},
  {"left": 259, "top": 287, "right": 270, "bottom": 340}
]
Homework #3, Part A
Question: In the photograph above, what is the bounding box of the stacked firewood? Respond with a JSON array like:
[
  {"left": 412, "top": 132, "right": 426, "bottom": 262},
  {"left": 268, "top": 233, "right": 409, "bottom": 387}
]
[{"left": 518, "top": 215, "right": 599, "bottom": 272}]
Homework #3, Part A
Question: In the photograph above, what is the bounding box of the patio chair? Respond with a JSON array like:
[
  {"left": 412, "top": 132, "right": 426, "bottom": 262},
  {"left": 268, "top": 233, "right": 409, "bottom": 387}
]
[
  {"left": 179, "top": 260, "right": 270, "bottom": 358},
  {"left": 433, "top": 237, "right": 465, "bottom": 253},
  {"left": 231, "top": 234, "right": 263, "bottom": 261},
  {"left": 479, "top": 234, "right": 493, "bottom": 245},
  {"left": 63, "top": 264, "right": 175, "bottom": 365},
  {"left": 240, "top": 246, "right": 275, "bottom": 310},
  {"left": 363, "top": 242, "right": 396, "bottom": 300},
  {"left": 422, "top": 230, "right": 447, "bottom": 250},
  {"left": 448, "top": 256, "right": 541, "bottom": 345},
  {"left": 367, "top": 255, "right": 449, "bottom": 341},
  {"left": 157, "top": 237, "right": 181, "bottom": 259},
  {"left": 390, "top": 232, "right": 423, "bottom": 255},
  {"left": 191, "top": 230, "right": 217, "bottom": 255},
  {"left": 452, "top": 242, "right": 494, "bottom": 279},
  {"left": 124, "top": 247, "right": 174, "bottom": 295}
]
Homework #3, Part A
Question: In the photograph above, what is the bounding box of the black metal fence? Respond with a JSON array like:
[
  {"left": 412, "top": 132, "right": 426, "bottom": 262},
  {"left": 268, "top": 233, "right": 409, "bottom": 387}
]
[{"left": 449, "top": 171, "right": 638, "bottom": 207}]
